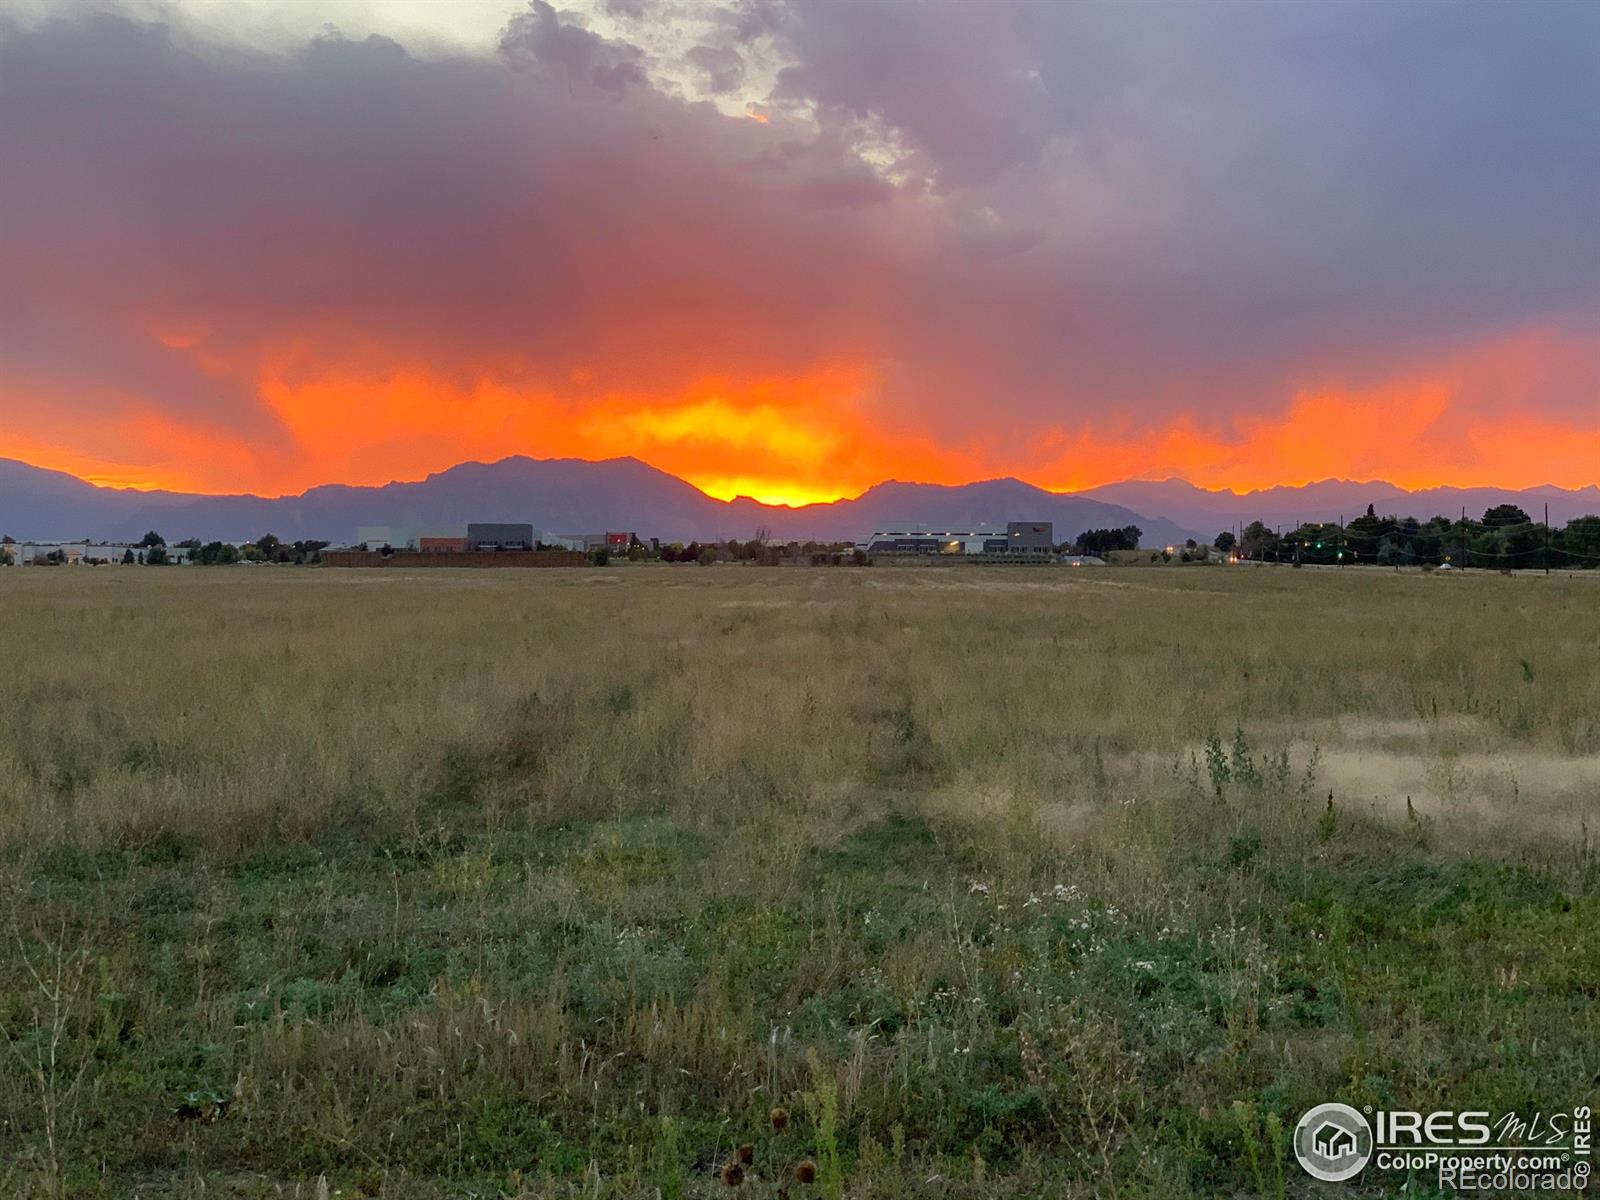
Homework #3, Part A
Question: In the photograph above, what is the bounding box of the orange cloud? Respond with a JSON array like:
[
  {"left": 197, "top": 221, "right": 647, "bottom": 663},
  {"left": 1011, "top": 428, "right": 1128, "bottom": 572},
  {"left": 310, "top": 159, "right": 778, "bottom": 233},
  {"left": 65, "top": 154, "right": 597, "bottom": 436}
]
[
  {"left": 244, "top": 360, "right": 980, "bottom": 506},
  {"left": 6, "top": 328, "right": 1599, "bottom": 504},
  {"left": 1031, "top": 328, "right": 1600, "bottom": 494},
  {"left": 1031, "top": 383, "right": 1455, "bottom": 493}
]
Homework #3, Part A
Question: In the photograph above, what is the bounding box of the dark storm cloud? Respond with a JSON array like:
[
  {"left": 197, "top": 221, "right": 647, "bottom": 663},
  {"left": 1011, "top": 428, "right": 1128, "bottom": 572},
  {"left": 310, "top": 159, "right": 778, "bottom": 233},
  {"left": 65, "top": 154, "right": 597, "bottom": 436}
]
[
  {"left": 765, "top": 0, "right": 1600, "bottom": 431},
  {"left": 0, "top": 3, "right": 900, "bottom": 454},
  {"left": 1, "top": 0, "right": 1597, "bottom": 477}
]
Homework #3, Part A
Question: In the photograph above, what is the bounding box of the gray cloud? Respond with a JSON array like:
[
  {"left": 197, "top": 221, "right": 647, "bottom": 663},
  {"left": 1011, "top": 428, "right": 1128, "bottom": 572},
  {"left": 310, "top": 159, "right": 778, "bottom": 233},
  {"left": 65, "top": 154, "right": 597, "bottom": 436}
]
[
  {"left": 685, "top": 41, "right": 743, "bottom": 94},
  {"left": 500, "top": 0, "right": 646, "bottom": 94}
]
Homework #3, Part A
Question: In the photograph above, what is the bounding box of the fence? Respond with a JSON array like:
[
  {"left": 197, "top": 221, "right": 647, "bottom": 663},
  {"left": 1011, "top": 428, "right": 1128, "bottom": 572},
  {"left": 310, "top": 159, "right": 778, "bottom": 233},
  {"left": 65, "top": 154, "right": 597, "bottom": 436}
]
[{"left": 321, "top": 550, "right": 588, "bottom": 568}]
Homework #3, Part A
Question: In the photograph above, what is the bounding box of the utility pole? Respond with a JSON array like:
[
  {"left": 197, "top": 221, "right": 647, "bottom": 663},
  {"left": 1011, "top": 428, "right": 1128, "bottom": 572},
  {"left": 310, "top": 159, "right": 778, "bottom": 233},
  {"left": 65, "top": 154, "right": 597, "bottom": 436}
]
[
  {"left": 1546, "top": 502, "right": 1551, "bottom": 575},
  {"left": 1461, "top": 505, "right": 1467, "bottom": 570}
]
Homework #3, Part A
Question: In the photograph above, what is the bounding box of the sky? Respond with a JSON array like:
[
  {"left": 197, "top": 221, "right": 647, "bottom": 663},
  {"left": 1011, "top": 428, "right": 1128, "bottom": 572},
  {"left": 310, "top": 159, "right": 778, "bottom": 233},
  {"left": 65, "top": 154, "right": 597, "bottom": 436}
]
[{"left": 2, "top": 0, "right": 1598, "bottom": 504}]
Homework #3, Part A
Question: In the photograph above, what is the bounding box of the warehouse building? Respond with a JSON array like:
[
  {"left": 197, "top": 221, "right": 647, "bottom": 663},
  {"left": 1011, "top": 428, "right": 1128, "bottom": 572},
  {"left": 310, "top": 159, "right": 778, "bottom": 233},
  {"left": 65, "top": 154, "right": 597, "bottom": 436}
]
[
  {"left": 1006, "top": 522, "right": 1055, "bottom": 555},
  {"left": 356, "top": 526, "right": 453, "bottom": 551},
  {"left": 858, "top": 521, "right": 1054, "bottom": 556},
  {"left": 6, "top": 541, "right": 195, "bottom": 565},
  {"left": 859, "top": 526, "right": 1010, "bottom": 555},
  {"left": 355, "top": 523, "right": 542, "bottom": 552},
  {"left": 467, "top": 522, "right": 534, "bottom": 550}
]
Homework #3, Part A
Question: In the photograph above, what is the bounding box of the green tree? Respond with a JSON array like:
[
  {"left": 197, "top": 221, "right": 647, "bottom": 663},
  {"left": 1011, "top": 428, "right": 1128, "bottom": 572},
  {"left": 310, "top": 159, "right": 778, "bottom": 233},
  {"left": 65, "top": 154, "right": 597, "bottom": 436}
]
[
  {"left": 1557, "top": 515, "right": 1600, "bottom": 568},
  {"left": 1346, "top": 505, "right": 1395, "bottom": 563},
  {"left": 1284, "top": 522, "right": 1341, "bottom": 564},
  {"left": 1464, "top": 507, "right": 1536, "bottom": 566},
  {"left": 1427, "top": 518, "right": 1465, "bottom": 566},
  {"left": 1213, "top": 531, "right": 1236, "bottom": 553},
  {"left": 1239, "top": 521, "right": 1279, "bottom": 561},
  {"left": 146, "top": 545, "right": 170, "bottom": 566},
  {"left": 1075, "top": 526, "right": 1141, "bottom": 555},
  {"left": 140, "top": 530, "right": 165, "bottom": 547},
  {"left": 1482, "top": 504, "right": 1531, "bottom": 529}
]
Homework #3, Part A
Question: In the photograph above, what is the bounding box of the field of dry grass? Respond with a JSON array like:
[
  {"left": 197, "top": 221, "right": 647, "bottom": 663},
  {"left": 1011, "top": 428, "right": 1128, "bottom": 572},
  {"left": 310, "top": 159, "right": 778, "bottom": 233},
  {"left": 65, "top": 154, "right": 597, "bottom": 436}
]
[{"left": 1, "top": 564, "right": 1596, "bottom": 1197}]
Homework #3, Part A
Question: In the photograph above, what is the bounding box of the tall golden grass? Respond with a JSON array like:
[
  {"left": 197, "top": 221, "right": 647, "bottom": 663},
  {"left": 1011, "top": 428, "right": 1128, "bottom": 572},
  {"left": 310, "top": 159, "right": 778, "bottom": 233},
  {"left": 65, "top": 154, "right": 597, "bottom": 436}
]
[{"left": 0, "top": 564, "right": 1595, "bottom": 1197}]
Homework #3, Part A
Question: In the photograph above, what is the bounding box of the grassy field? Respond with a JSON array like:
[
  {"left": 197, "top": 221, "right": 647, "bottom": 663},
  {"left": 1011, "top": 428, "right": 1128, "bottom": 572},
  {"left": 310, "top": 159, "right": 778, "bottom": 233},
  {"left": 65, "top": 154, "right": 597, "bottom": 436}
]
[{"left": 1, "top": 564, "right": 1596, "bottom": 1198}]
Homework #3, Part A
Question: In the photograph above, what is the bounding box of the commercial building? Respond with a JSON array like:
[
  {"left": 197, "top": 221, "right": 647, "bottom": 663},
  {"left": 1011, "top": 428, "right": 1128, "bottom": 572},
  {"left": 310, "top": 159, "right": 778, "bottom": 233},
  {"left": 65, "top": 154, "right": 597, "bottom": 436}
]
[
  {"left": 358, "top": 525, "right": 479, "bottom": 551},
  {"left": 858, "top": 526, "right": 1009, "bottom": 555},
  {"left": 5, "top": 541, "right": 194, "bottom": 565},
  {"left": 1005, "top": 522, "right": 1055, "bottom": 555},
  {"left": 857, "top": 521, "right": 1054, "bottom": 556},
  {"left": 354, "top": 523, "right": 556, "bottom": 552},
  {"left": 467, "top": 523, "right": 534, "bottom": 550},
  {"left": 358, "top": 526, "right": 407, "bottom": 550},
  {"left": 359, "top": 526, "right": 415, "bottom": 550}
]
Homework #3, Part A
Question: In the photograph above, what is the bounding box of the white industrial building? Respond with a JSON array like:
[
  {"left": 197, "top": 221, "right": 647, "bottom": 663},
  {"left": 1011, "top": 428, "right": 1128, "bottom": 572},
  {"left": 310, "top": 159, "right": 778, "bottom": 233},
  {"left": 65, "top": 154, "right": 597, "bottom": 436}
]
[
  {"left": 355, "top": 525, "right": 593, "bottom": 552},
  {"left": 4, "top": 541, "right": 194, "bottom": 565},
  {"left": 355, "top": 525, "right": 468, "bottom": 550},
  {"left": 857, "top": 526, "right": 1010, "bottom": 555},
  {"left": 857, "top": 522, "right": 1055, "bottom": 556}
]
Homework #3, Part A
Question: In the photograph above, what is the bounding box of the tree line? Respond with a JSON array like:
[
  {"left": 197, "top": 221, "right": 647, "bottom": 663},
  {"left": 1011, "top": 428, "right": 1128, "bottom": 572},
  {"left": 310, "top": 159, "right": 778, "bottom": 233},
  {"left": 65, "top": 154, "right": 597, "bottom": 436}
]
[
  {"left": 1220, "top": 504, "right": 1600, "bottom": 568},
  {"left": 1069, "top": 526, "right": 1143, "bottom": 556},
  {"left": 0, "top": 531, "right": 335, "bottom": 566}
]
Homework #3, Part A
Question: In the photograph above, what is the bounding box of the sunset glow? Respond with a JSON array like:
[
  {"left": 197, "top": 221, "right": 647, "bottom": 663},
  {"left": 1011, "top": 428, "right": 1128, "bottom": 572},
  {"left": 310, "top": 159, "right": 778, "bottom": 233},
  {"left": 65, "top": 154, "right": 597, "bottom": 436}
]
[
  {"left": 7, "top": 321, "right": 1597, "bottom": 506},
  {"left": 2, "top": 0, "right": 1597, "bottom": 505}
]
